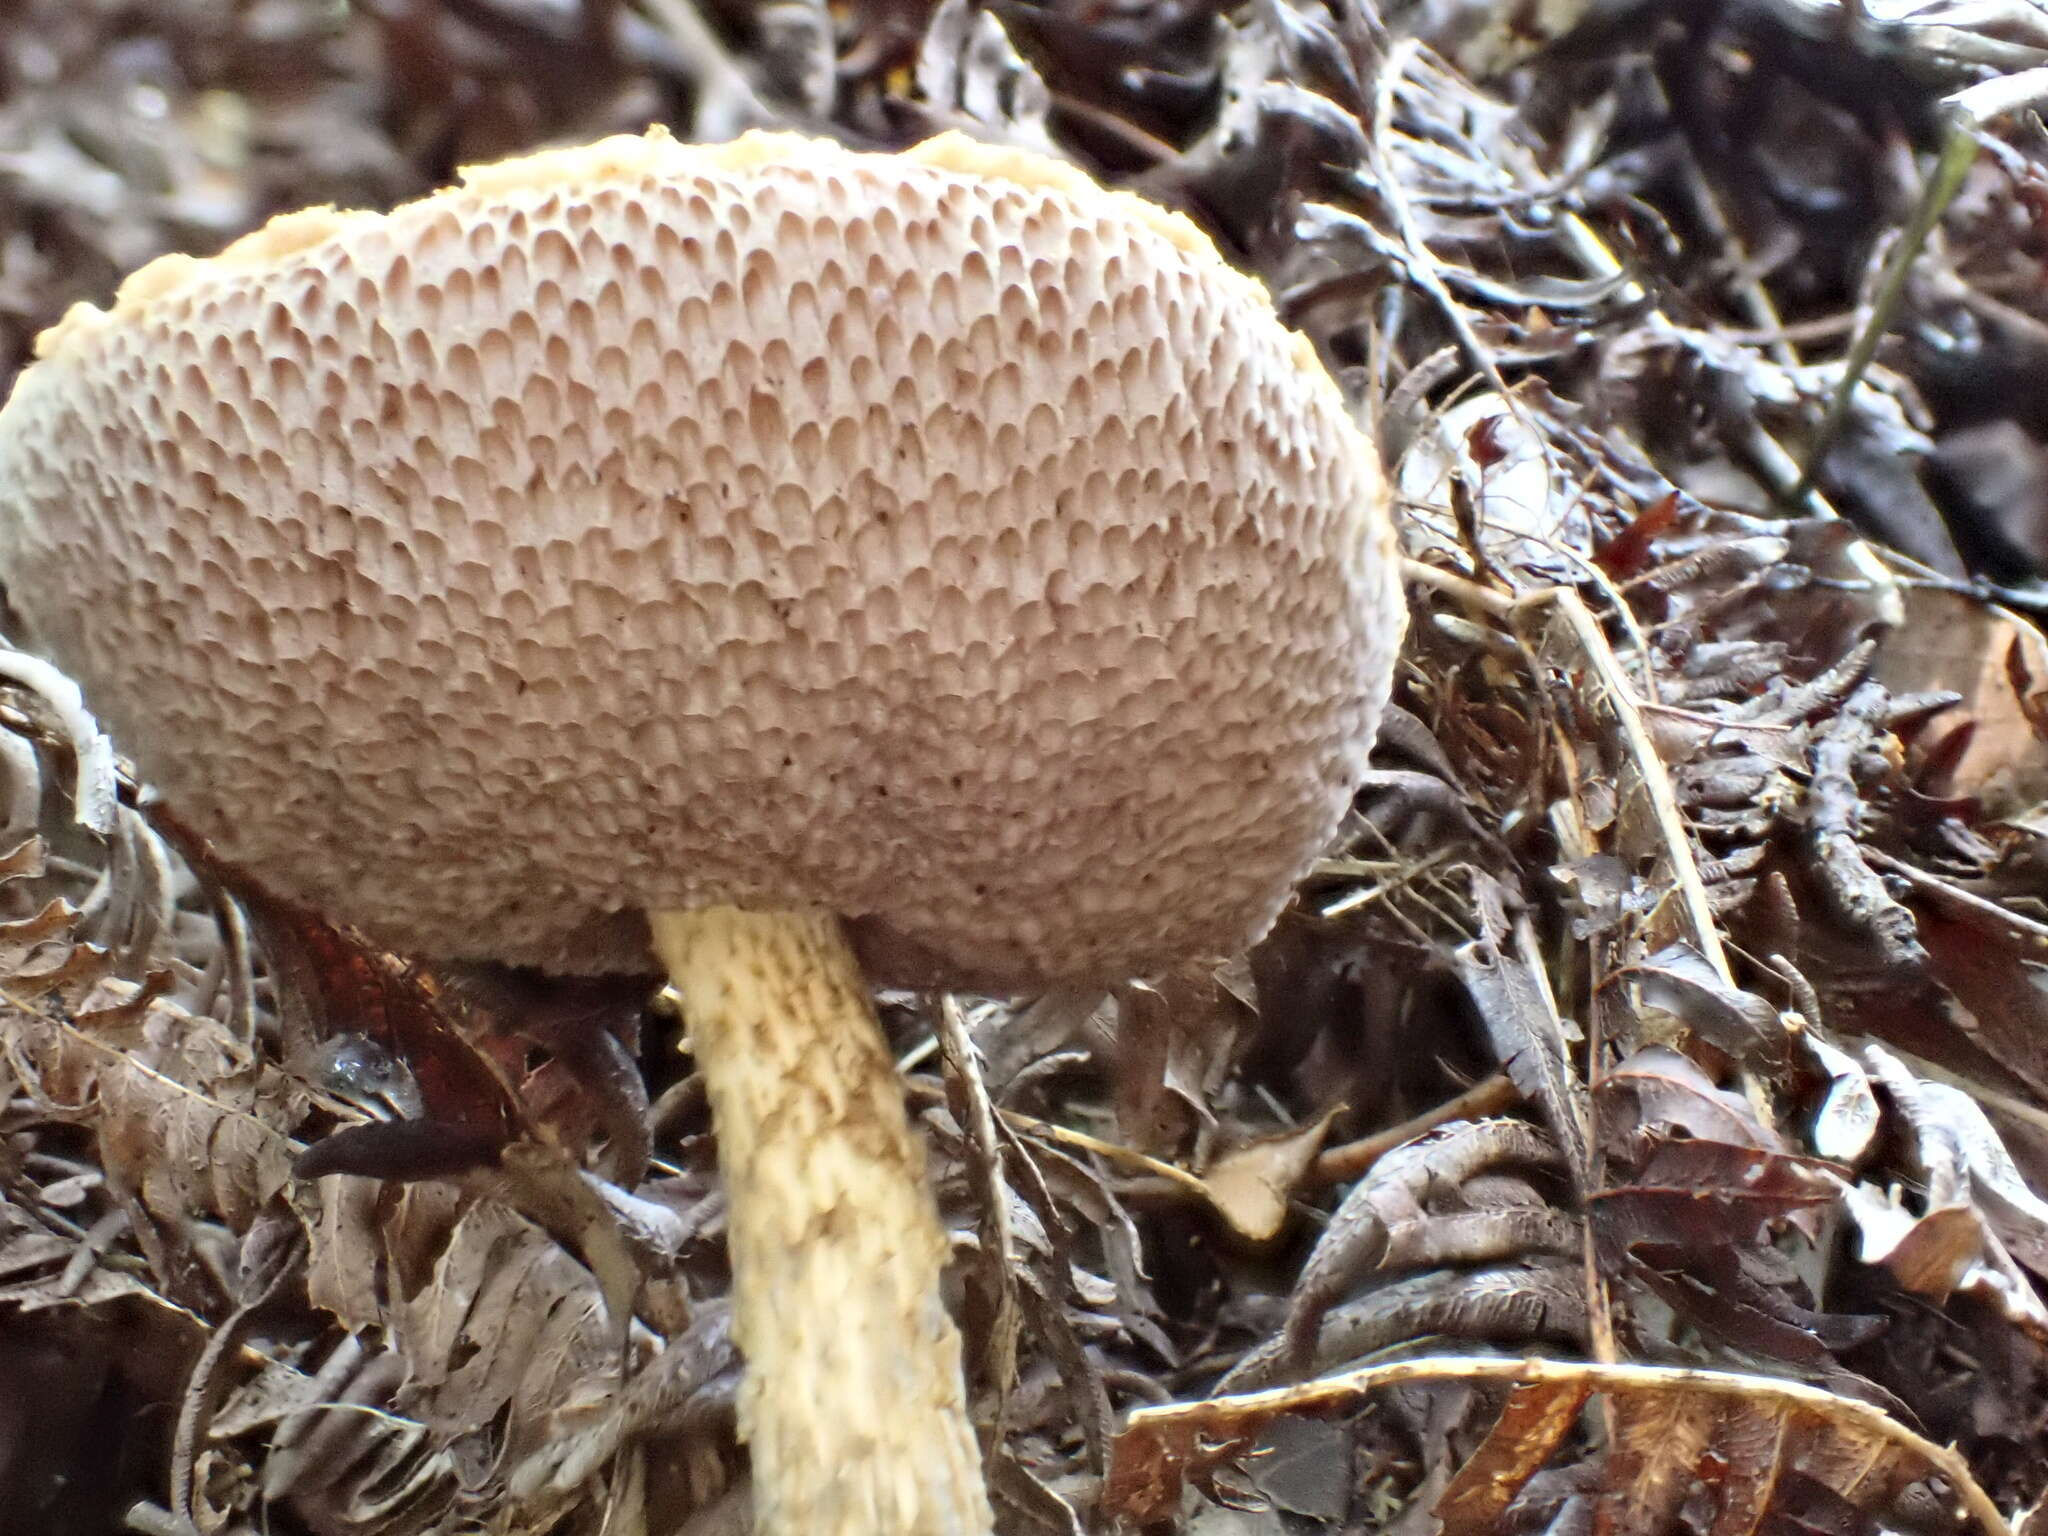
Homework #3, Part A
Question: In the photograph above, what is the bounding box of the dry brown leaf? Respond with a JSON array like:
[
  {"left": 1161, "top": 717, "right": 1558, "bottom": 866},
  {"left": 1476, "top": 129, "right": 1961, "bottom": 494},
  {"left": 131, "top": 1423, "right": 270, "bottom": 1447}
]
[
  {"left": 7, "top": 977, "right": 298, "bottom": 1250},
  {"left": 1840, "top": 1184, "right": 1984, "bottom": 1301},
  {"left": 1453, "top": 873, "right": 1591, "bottom": 1187},
  {"left": 1707, "top": 1399, "right": 1795, "bottom": 1536},
  {"left": 1201, "top": 1108, "right": 1341, "bottom": 1243},
  {"left": 398, "top": 1197, "right": 625, "bottom": 1476},
  {"left": 1433, "top": 1378, "right": 1591, "bottom": 1535},
  {"left": 1875, "top": 588, "right": 2048, "bottom": 811},
  {"left": 1113, "top": 968, "right": 1249, "bottom": 1158},
  {"left": 1109, "top": 1358, "right": 2013, "bottom": 1535},
  {"left": 1602, "top": 1385, "right": 1721, "bottom": 1536},
  {"left": 0, "top": 900, "right": 106, "bottom": 999}
]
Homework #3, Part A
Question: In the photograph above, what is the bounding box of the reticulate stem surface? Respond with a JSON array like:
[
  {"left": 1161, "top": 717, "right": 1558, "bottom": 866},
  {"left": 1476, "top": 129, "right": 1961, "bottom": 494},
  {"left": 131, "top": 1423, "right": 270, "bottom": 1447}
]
[{"left": 648, "top": 905, "right": 992, "bottom": 1536}]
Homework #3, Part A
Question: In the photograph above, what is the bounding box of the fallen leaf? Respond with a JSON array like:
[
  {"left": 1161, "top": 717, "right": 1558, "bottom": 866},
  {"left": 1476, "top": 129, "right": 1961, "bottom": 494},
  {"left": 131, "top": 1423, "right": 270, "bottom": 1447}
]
[
  {"left": 1202, "top": 1108, "right": 1341, "bottom": 1243},
  {"left": 1611, "top": 943, "right": 1784, "bottom": 1061},
  {"left": 1838, "top": 1181, "right": 1982, "bottom": 1302},
  {"left": 1874, "top": 587, "right": 2048, "bottom": 811},
  {"left": 1435, "top": 1377, "right": 1590, "bottom": 1535},
  {"left": 1805, "top": 1034, "right": 1881, "bottom": 1167}
]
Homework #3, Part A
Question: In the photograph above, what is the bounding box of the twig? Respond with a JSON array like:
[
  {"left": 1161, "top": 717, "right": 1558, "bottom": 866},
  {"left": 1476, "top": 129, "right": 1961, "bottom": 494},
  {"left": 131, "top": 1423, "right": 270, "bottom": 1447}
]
[
  {"left": 1367, "top": 38, "right": 1512, "bottom": 400},
  {"left": 1806, "top": 684, "right": 1926, "bottom": 971},
  {"left": 1403, "top": 557, "right": 1515, "bottom": 616},
  {"left": 1513, "top": 585, "right": 1735, "bottom": 985},
  {"left": 1861, "top": 847, "right": 2048, "bottom": 953},
  {"left": 1309, "top": 1071, "right": 1518, "bottom": 1186},
  {"left": 934, "top": 995, "right": 1023, "bottom": 1429},
  {"left": 1317, "top": 839, "right": 1459, "bottom": 918},
  {"left": 1792, "top": 74, "right": 2034, "bottom": 501},
  {"left": 905, "top": 1082, "right": 1214, "bottom": 1200}
]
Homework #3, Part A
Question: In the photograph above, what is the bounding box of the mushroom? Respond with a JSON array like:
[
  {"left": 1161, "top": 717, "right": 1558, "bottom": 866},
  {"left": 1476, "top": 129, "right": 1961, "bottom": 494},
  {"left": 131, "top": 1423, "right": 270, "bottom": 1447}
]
[{"left": 0, "top": 127, "right": 1404, "bottom": 1532}]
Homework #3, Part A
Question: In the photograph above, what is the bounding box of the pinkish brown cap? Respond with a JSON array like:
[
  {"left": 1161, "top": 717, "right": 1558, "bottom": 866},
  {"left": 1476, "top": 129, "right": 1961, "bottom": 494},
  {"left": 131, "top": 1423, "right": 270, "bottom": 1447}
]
[{"left": 0, "top": 127, "right": 1403, "bottom": 989}]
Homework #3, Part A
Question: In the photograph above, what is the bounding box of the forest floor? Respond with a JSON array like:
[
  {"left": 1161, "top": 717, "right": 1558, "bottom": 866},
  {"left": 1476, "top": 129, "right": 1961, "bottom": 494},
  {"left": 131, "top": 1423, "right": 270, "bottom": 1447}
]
[{"left": 5, "top": 1, "right": 2048, "bottom": 1533}]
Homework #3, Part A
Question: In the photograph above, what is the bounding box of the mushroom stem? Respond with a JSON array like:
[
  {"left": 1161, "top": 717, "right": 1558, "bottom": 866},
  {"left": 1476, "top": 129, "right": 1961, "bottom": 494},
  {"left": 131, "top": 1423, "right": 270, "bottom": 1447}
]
[{"left": 648, "top": 905, "right": 993, "bottom": 1536}]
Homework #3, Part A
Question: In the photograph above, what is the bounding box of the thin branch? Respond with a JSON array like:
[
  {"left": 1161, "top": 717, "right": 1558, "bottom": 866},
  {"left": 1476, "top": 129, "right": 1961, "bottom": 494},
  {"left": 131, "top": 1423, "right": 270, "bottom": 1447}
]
[{"left": 1310, "top": 1071, "right": 1518, "bottom": 1187}]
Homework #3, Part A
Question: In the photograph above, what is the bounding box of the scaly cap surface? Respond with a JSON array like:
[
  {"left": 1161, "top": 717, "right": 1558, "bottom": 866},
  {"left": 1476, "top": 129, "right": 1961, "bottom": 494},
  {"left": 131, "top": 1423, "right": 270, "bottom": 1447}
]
[{"left": 0, "top": 126, "right": 1403, "bottom": 987}]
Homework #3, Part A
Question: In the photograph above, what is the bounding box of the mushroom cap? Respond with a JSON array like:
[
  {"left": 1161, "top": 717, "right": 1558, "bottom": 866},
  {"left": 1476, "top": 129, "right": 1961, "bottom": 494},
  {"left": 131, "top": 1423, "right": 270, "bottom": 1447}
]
[{"left": 0, "top": 128, "right": 1403, "bottom": 990}]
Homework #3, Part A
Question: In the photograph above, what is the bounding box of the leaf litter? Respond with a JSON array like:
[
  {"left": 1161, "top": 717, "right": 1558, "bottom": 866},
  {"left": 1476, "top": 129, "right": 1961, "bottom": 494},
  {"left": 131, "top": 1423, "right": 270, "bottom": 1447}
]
[{"left": 6, "top": 0, "right": 2048, "bottom": 1531}]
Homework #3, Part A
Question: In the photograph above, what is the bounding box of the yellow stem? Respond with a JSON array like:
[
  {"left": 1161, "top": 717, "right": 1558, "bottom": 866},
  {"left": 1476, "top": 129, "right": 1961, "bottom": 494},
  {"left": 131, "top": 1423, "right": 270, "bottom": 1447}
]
[{"left": 648, "top": 906, "right": 992, "bottom": 1536}]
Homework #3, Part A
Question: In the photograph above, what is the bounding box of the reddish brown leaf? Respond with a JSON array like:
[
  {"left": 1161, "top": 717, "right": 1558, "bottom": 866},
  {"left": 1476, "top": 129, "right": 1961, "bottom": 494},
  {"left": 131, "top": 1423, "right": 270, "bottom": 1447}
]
[
  {"left": 152, "top": 803, "right": 519, "bottom": 1141},
  {"left": 1594, "top": 1135, "right": 1841, "bottom": 1248},
  {"left": 1600, "top": 1387, "right": 1718, "bottom": 1536},
  {"left": 1597, "top": 1045, "right": 1783, "bottom": 1157},
  {"left": 1435, "top": 1378, "right": 1592, "bottom": 1535},
  {"left": 1594, "top": 491, "right": 1683, "bottom": 579},
  {"left": 1705, "top": 1400, "right": 1793, "bottom": 1536}
]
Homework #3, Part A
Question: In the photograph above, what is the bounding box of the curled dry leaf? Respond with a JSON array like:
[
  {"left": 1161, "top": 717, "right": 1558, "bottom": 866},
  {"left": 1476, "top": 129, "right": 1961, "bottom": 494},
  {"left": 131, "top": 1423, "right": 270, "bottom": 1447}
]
[
  {"left": 1397, "top": 394, "right": 1581, "bottom": 581},
  {"left": 1119, "top": 1357, "right": 2013, "bottom": 1536},
  {"left": 1274, "top": 1117, "right": 1565, "bottom": 1380},
  {"left": 914, "top": 0, "right": 1059, "bottom": 155},
  {"left": 1806, "top": 1032, "right": 1883, "bottom": 1167},
  {"left": 1840, "top": 1044, "right": 2048, "bottom": 1334},
  {"left": 1609, "top": 943, "right": 1785, "bottom": 1063}
]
